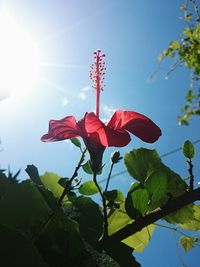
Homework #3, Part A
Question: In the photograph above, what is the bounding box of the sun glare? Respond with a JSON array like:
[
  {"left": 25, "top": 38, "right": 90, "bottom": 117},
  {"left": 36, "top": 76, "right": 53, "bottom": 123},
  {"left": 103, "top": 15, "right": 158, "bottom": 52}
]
[{"left": 0, "top": 11, "right": 40, "bottom": 99}]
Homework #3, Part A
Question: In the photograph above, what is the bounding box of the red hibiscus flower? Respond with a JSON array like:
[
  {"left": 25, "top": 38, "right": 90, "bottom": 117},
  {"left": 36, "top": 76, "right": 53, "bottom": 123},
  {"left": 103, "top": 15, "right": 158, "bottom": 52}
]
[
  {"left": 41, "top": 50, "right": 161, "bottom": 172},
  {"left": 41, "top": 110, "right": 161, "bottom": 171}
]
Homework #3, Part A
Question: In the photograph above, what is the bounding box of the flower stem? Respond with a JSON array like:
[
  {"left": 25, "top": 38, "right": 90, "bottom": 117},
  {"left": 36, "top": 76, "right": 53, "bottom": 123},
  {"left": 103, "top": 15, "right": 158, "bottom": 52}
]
[
  {"left": 93, "top": 172, "right": 108, "bottom": 240},
  {"left": 58, "top": 148, "right": 87, "bottom": 206},
  {"left": 33, "top": 148, "right": 87, "bottom": 243},
  {"left": 104, "top": 162, "right": 114, "bottom": 192}
]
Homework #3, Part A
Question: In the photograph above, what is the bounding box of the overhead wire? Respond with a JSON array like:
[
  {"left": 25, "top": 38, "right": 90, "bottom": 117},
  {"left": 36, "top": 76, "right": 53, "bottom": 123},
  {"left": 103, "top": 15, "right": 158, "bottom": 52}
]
[{"left": 99, "top": 139, "right": 200, "bottom": 184}]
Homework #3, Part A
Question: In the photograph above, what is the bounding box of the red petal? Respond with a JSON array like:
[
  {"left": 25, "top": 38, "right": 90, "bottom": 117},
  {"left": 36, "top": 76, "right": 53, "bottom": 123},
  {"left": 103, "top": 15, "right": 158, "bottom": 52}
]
[
  {"left": 107, "top": 110, "right": 161, "bottom": 143},
  {"left": 83, "top": 112, "right": 131, "bottom": 147},
  {"left": 41, "top": 116, "right": 80, "bottom": 142}
]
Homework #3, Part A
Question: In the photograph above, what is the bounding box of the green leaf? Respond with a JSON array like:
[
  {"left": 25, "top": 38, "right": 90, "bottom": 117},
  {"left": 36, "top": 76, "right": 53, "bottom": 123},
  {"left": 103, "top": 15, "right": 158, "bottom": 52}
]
[
  {"left": 78, "top": 180, "right": 100, "bottom": 195},
  {"left": 0, "top": 180, "right": 52, "bottom": 237},
  {"left": 82, "top": 160, "right": 93, "bottom": 174},
  {"left": 125, "top": 182, "right": 149, "bottom": 219},
  {"left": 58, "top": 177, "right": 70, "bottom": 188},
  {"left": 25, "top": 164, "right": 42, "bottom": 185},
  {"left": 165, "top": 204, "right": 200, "bottom": 231},
  {"left": 170, "top": 40, "right": 180, "bottom": 50},
  {"left": 182, "top": 140, "right": 195, "bottom": 159},
  {"left": 35, "top": 212, "right": 89, "bottom": 266},
  {"left": 163, "top": 165, "right": 188, "bottom": 197},
  {"left": 145, "top": 171, "right": 168, "bottom": 208},
  {"left": 178, "top": 205, "right": 200, "bottom": 230},
  {"left": 124, "top": 148, "right": 162, "bottom": 183},
  {"left": 108, "top": 205, "right": 133, "bottom": 236},
  {"left": 0, "top": 172, "right": 12, "bottom": 198},
  {"left": 180, "top": 4, "right": 187, "bottom": 11},
  {"left": 73, "top": 196, "right": 103, "bottom": 245},
  {"left": 40, "top": 172, "right": 64, "bottom": 199},
  {"left": 122, "top": 224, "right": 155, "bottom": 253},
  {"left": 104, "top": 190, "right": 125, "bottom": 203},
  {"left": 180, "top": 236, "right": 196, "bottom": 252},
  {"left": 82, "top": 160, "right": 103, "bottom": 175},
  {"left": 125, "top": 148, "right": 188, "bottom": 197},
  {"left": 70, "top": 137, "right": 82, "bottom": 148},
  {"left": 0, "top": 224, "right": 48, "bottom": 267}
]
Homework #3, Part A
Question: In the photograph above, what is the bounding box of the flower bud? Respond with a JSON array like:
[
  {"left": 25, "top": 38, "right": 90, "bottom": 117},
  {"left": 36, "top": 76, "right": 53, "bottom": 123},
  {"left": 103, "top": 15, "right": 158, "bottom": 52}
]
[{"left": 111, "top": 151, "right": 122, "bottom": 164}]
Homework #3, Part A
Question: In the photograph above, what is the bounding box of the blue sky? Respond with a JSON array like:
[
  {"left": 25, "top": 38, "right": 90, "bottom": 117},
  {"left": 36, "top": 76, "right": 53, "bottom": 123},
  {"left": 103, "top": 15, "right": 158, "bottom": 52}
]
[{"left": 0, "top": 0, "right": 199, "bottom": 266}]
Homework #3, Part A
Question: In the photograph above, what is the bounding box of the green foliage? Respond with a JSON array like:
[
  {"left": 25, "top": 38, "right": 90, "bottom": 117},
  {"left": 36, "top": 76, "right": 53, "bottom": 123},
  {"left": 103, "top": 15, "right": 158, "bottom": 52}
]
[
  {"left": 104, "top": 190, "right": 125, "bottom": 204},
  {"left": 107, "top": 204, "right": 155, "bottom": 253},
  {"left": 124, "top": 148, "right": 162, "bottom": 183},
  {"left": 0, "top": 171, "right": 12, "bottom": 198},
  {"left": 178, "top": 205, "right": 200, "bottom": 230},
  {"left": 82, "top": 160, "right": 103, "bottom": 175},
  {"left": 26, "top": 164, "right": 42, "bottom": 185},
  {"left": 122, "top": 224, "right": 155, "bottom": 253},
  {"left": 125, "top": 148, "right": 188, "bottom": 198},
  {"left": 73, "top": 196, "right": 104, "bottom": 245},
  {"left": 158, "top": 2, "right": 200, "bottom": 125},
  {"left": 82, "top": 160, "right": 93, "bottom": 174},
  {"left": 0, "top": 224, "right": 48, "bottom": 267},
  {"left": 182, "top": 140, "right": 195, "bottom": 159},
  {"left": 125, "top": 182, "right": 149, "bottom": 219},
  {"left": 108, "top": 204, "right": 133, "bottom": 236},
  {"left": 145, "top": 171, "right": 168, "bottom": 209},
  {"left": 0, "top": 180, "right": 52, "bottom": 237},
  {"left": 78, "top": 180, "right": 100, "bottom": 195},
  {"left": 40, "top": 172, "right": 64, "bottom": 199},
  {"left": 0, "top": 144, "right": 199, "bottom": 265}
]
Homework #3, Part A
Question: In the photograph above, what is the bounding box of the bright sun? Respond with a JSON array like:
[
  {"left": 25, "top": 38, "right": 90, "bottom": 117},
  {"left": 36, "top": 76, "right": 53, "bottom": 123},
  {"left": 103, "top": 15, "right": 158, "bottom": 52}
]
[{"left": 0, "top": 11, "right": 40, "bottom": 99}]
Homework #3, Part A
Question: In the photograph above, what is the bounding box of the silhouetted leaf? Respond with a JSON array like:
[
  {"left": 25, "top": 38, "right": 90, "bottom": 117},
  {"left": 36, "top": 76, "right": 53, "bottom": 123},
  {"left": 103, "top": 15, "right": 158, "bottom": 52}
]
[
  {"left": 0, "top": 180, "right": 52, "bottom": 237},
  {"left": 104, "top": 190, "right": 125, "bottom": 203},
  {"left": 0, "top": 172, "right": 11, "bottom": 198},
  {"left": 26, "top": 164, "right": 42, "bottom": 185},
  {"left": 73, "top": 196, "right": 103, "bottom": 246},
  {"left": 0, "top": 224, "right": 48, "bottom": 267}
]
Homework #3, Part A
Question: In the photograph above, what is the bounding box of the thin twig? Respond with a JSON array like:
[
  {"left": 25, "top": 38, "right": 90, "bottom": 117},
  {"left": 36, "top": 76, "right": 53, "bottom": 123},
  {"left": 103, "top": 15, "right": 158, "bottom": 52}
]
[
  {"left": 58, "top": 148, "right": 87, "bottom": 206},
  {"left": 104, "top": 162, "right": 114, "bottom": 192},
  {"left": 33, "top": 148, "right": 87, "bottom": 243}
]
